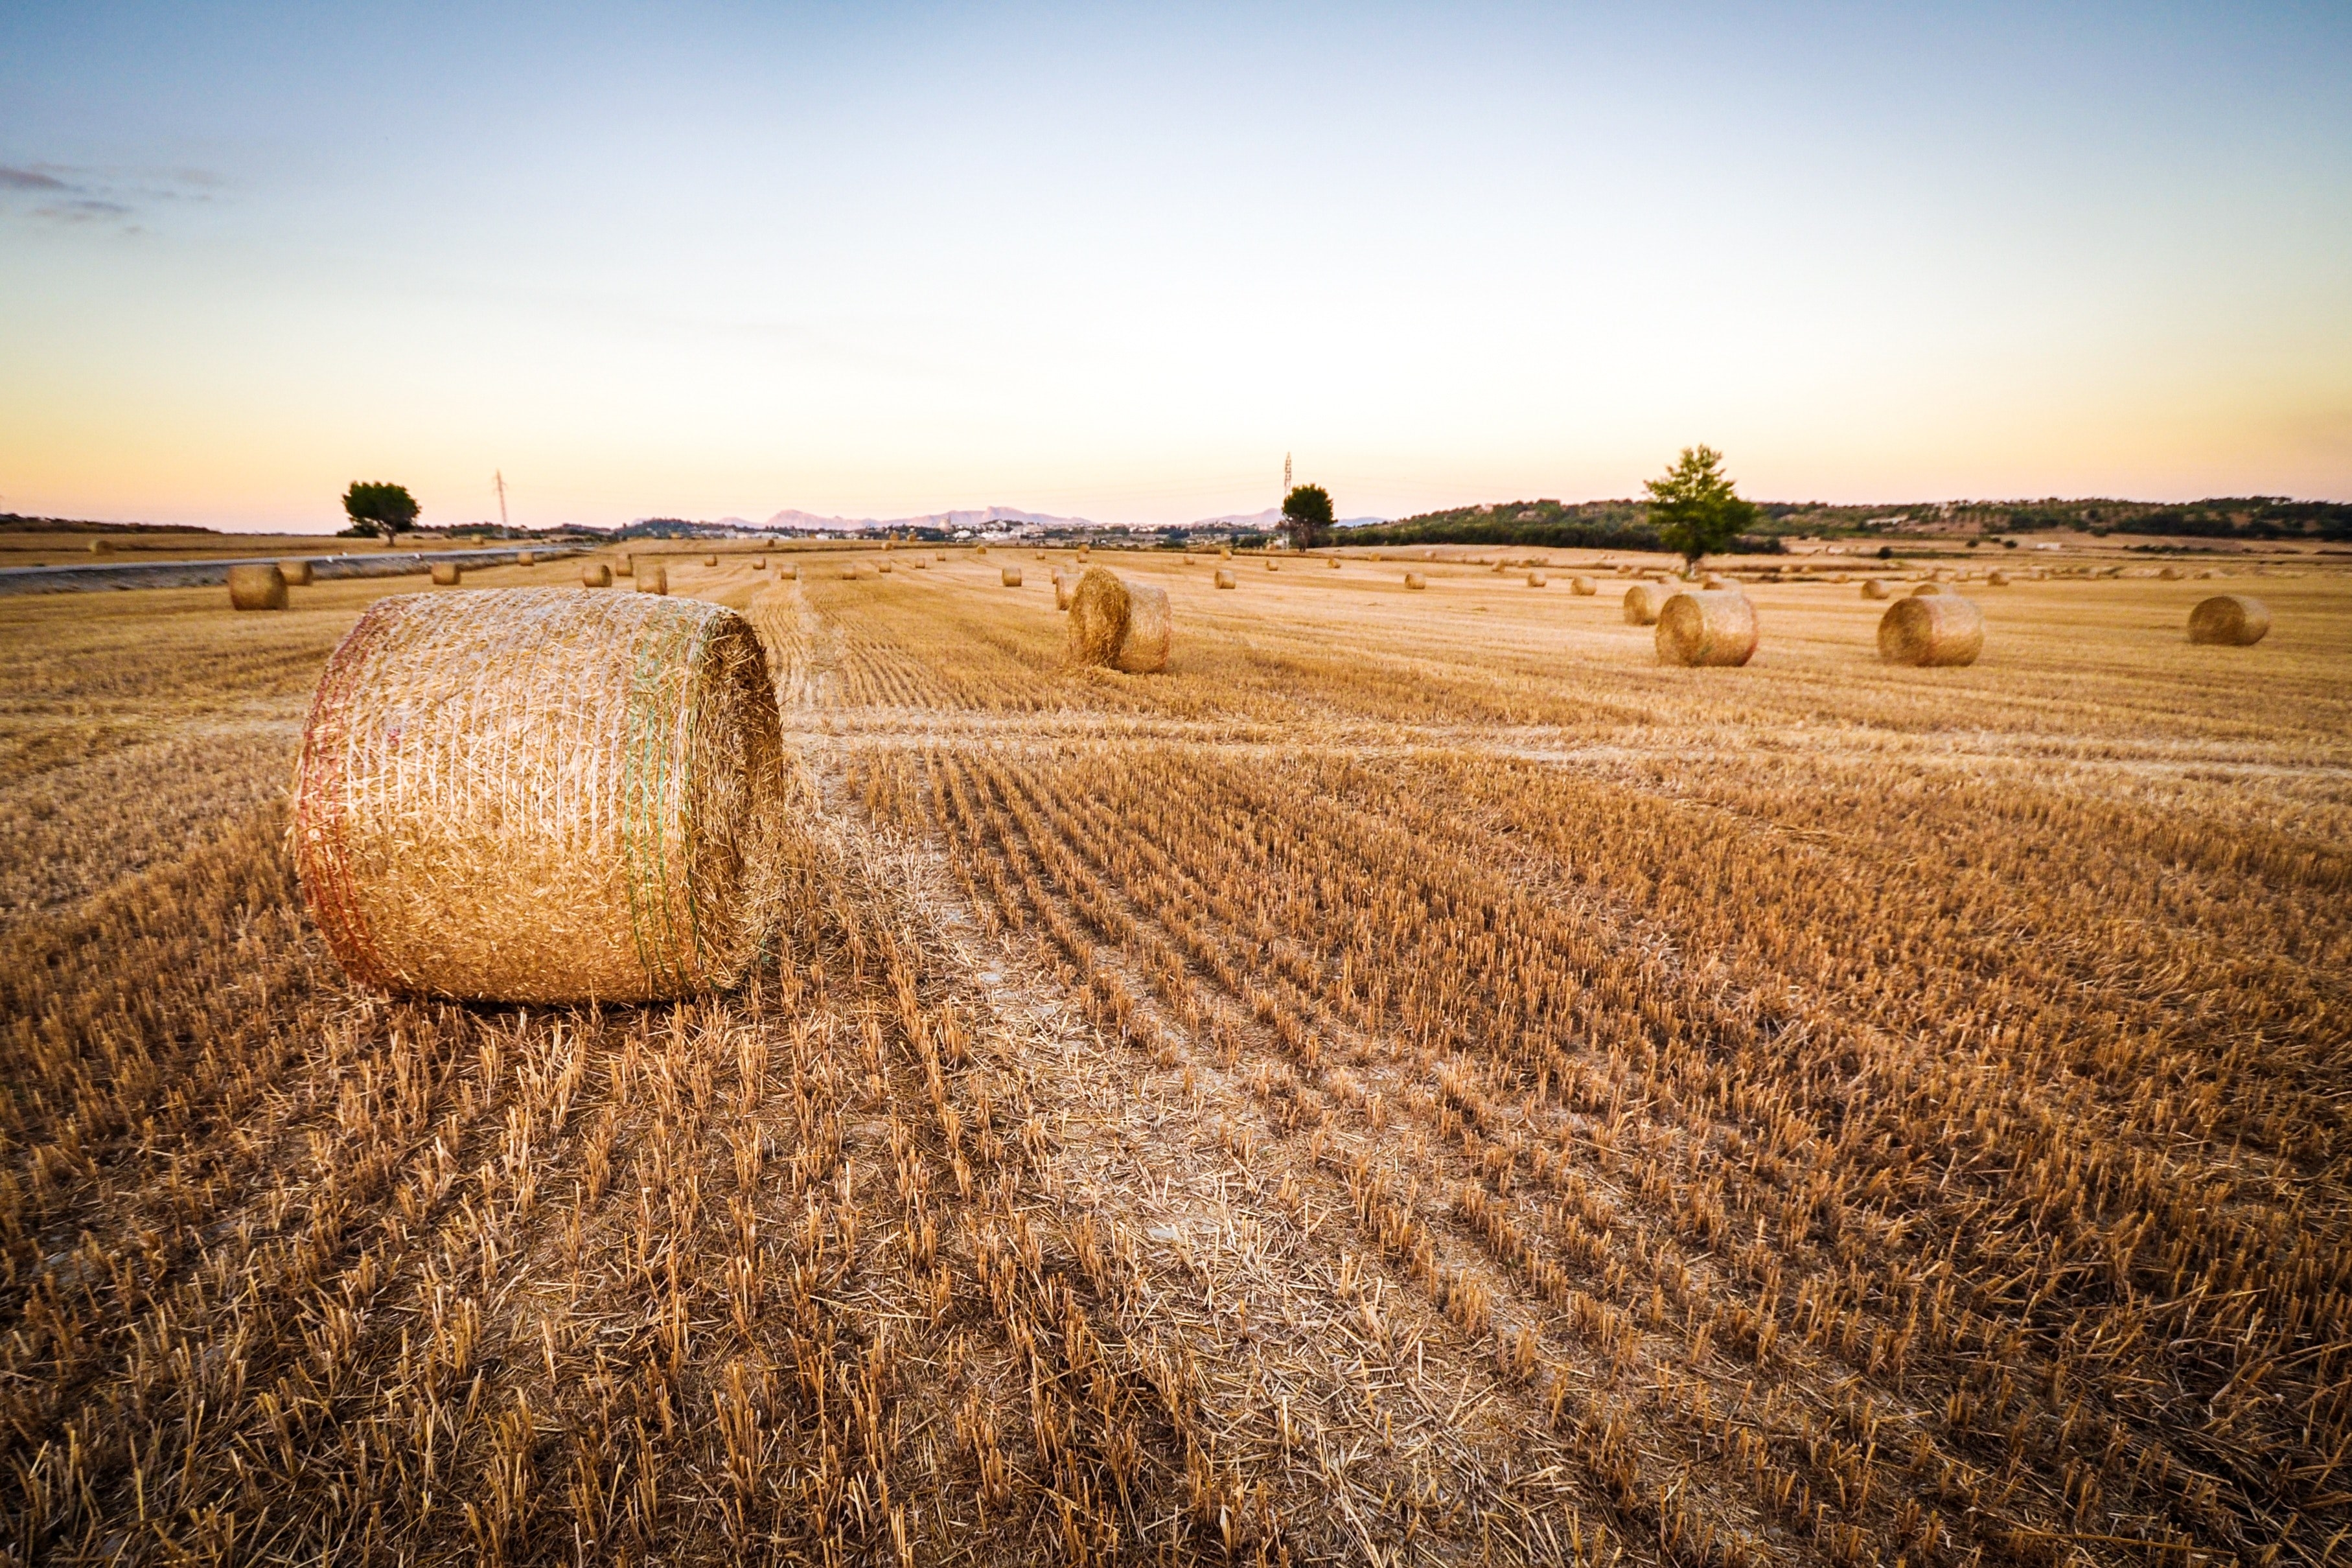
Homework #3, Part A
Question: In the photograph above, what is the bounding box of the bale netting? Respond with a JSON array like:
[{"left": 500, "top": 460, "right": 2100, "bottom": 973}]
[
  {"left": 638, "top": 565, "right": 669, "bottom": 595},
  {"left": 582, "top": 562, "right": 614, "bottom": 587},
  {"left": 2187, "top": 595, "right": 2271, "bottom": 646},
  {"left": 1622, "top": 582, "right": 1670, "bottom": 625},
  {"left": 1216, "top": 569, "right": 1238, "bottom": 589},
  {"left": 292, "top": 588, "right": 787, "bottom": 1002},
  {"left": 431, "top": 562, "right": 463, "bottom": 586},
  {"left": 1878, "top": 594, "right": 1983, "bottom": 667},
  {"left": 228, "top": 563, "right": 288, "bottom": 611},
  {"left": 279, "top": 558, "right": 316, "bottom": 586},
  {"left": 1001, "top": 567, "right": 1023, "bottom": 587},
  {"left": 1067, "top": 567, "right": 1171, "bottom": 673},
  {"left": 1655, "top": 590, "right": 1758, "bottom": 667}
]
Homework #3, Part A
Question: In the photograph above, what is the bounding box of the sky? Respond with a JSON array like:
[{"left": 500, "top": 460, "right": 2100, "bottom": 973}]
[{"left": 2, "top": 2, "right": 2348, "bottom": 532}]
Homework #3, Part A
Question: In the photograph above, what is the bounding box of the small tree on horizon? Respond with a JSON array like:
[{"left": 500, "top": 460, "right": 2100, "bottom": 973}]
[
  {"left": 341, "top": 481, "right": 421, "bottom": 538},
  {"left": 1280, "top": 483, "right": 1335, "bottom": 551},
  {"left": 1643, "top": 446, "right": 1756, "bottom": 577}
]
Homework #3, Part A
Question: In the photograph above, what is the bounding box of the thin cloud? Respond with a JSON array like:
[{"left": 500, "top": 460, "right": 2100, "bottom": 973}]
[
  {"left": 0, "top": 163, "right": 222, "bottom": 231},
  {"left": 34, "top": 198, "right": 135, "bottom": 222},
  {"left": 0, "top": 166, "right": 73, "bottom": 192}
]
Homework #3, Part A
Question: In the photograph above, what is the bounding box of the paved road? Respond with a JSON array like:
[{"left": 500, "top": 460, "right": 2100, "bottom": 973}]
[{"left": 0, "top": 544, "right": 586, "bottom": 597}]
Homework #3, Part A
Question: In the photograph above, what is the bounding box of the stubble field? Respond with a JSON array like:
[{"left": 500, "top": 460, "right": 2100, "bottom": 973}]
[{"left": 3, "top": 548, "right": 2348, "bottom": 1567}]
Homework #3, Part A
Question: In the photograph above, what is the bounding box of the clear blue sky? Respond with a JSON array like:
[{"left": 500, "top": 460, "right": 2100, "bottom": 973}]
[{"left": 3, "top": 1, "right": 2347, "bottom": 529}]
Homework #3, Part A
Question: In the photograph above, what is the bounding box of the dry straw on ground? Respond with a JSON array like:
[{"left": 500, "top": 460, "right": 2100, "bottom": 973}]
[
  {"left": 1215, "top": 569, "right": 1238, "bottom": 589},
  {"left": 1000, "top": 567, "right": 1022, "bottom": 587},
  {"left": 2188, "top": 594, "right": 2272, "bottom": 645},
  {"left": 278, "top": 559, "right": 314, "bottom": 586},
  {"left": 1066, "top": 566, "right": 1172, "bottom": 673},
  {"left": 1622, "top": 582, "right": 1670, "bottom": 624},
  {"left": 581, "top": 562, "right": 613, "bottom": 587},
  {"left": 638, "top": 566, "right": 669, "bottom": 594},
  {"left": 430, "top": 562, "right": 462, "bottom": 586},
  {"left": 292, "top": 588, "right": 785, "bottom": 1001},
  {"left": 226, "top": 564, "right": 287, "bottom": 611},
  {"left": 1878, "top": 593, "right": 1985, "bottom": 666},
  {"left": 1655, "top": 588, "right": 1759, "bottom": 666}
]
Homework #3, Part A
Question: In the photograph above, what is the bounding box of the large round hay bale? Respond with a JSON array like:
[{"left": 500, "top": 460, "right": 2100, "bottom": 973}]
[
  {"left": 1001, "top": 566, "right": 1022, "bottom": 586},
  {"left": 228, "top": 563, "right": 288, "bottom": 610},
  {"left": 430, "top": 562, "right": 462, "bottom": 586},
  {"left": 518, "top": 550, "right": 536, "bottom": 568},
  {"left": 1215, "top": 568, "right": 1238, "bottom": 589},
  {"left": 1527, "top": 571, "right": 1547, "bottom": 588},
  {"left": 1054, "top": 572, "right": 1073, "bottom": 610},
  {"left": 1067, "top": 567, "right": 1171, "bottom": 673},
  {"left": 1622, "top": 582, "right": 1670, "bottom": 625},
  {"left": 1654, "top": 590, "right": 1758, "bottom": 667},
  {"left": 638, "top": 564, "right": 669, "bottom": 594},
  {"left": 582, "top": 562, "right": 613, "bottom": 587},
  {"left": 617, "top": 556, "right": 634, "bottom": 577},
  {"left": 1571, "top": 575, "right": 1596, "bottom": 595},
  {"left": 1403, "top": 572, "right": 1426, "bottom": 590},
  {"left": 292, "top": 589, "right": 783, "bottom": 1002},
  {"left": 1878, "top": 594, "right": 1983, "bottom": 666},
  {"left": 279, "top": 558, "right": 315, "bottom": 586},
  {"left": 2187, "top": 595, "right": 2270, "bottom": 645},
  {"left": 1861, "top": 579, "right": 1892, "bottom": 599}
]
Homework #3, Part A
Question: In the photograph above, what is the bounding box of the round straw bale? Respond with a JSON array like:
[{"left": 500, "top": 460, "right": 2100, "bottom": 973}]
[
  {"left": 1527, "top": 571, "right": 1547, "bottom": 588},
  {"left": 518, "top": 550, "right": 536, "bottom": 568},
  {"left": 1328, "top": 556, "right": 1341, "bottom": 569},
  {"left": 1614, "top": 564, "right": 1634, "bottom": 577},
  {"left": 975, "top": 544, "right": 987, "bottom": 555},
  {"left": 883, "top": 540, "right": 895, "bottom": 551},
  {"left": 292, "top": 589, "right": 784, "bottom": 1002},
  {"left": 752, "top": 556, "right": 766, "bottom": 570},
  {"left": 617, "top": 556, "right": 634, "bottom": 577},
  {"left": 934, "top": 551, "right": 946, "bottom": 561},
  {"left": 638, "top": 565, "right": 669, "bottom": 594},
  {"left": 1001, "top": 566, "right": 1022, "bottom": 586},
  {"left": 1931, "top": 568, "right": 1954, "bottom": 582},
  {"left": 89, "top": 538, "right": 114, "bottom": 553},
  {"left": 2187, "top": 594, "right": 2270, "bottom": 645},
  {"left": 910, "top": 559, "right": 927, "bottom": 570},
  {"left": 1878, "top": 594, "right": 1983, "bottom": 666},
  {"left": 582, "top": 562, "right": 613, "bottom": 586},
  {"left": 227, "top": 563, "right": 288, "bottom": 610},
  {"left": 279, "top": 558, "right": 315, "bottom": 586},
  {"left": 1700, "top": 574, "right": 1729, "bottom": 590},
  {"left": 1215, "top": 568, "right": 1238, "bottom": 589},
  {"left": 779, "top": 563, "right": 798, "bottom": 580},
  {"left": 1987, "top": 570, "right": 2009, "bottom": 586},
  {"left": 1067, "top": 568, "right": 1171, "bottom": 673},
  {"left": 704, "top": 553, "right": 719, "bottom": 567},
  {"left": 1219, "top": 546, "right": 1233, "bottom": 559},
  {"left": 1654, "top": 590, "right": 1758, "bottom": 667},
  {"left": 878, "top": 560, "right": 893, "bottom": 573},
  {"left": 1861, "top": 578, "right": 1892, "bottom": 599},
  {"left": 1403, "top": 572, "right": 1426, "bottom": 590},
  {"left": 1265, "top": 559, "right": 1279, "bottom": 571},
  {"left": 840, "top": 564, "right": 859, "bottom": 580},
  {"left": 1571, "top": 575, "right": 1596, "bottom": 595},
  {"left": 1911, "top": 581, "right": 1948, "bottom": 596},
  {"left": 430, "top": 562, "right": 462, "bottom": 586},
  {"left": 1622, "top": 582, "right": 1670, "bottom": 624},
  {"left": 1054, "top": 573, "right": 1073, "bottom": 610},
  {"left": 2158, "top": 564, "right": 2182, "bottom": 580}
]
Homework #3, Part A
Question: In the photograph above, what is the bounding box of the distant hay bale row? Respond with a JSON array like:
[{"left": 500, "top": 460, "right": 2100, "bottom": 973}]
[
  {"left": 1878, "top": 595, "right": 1984, "bottom": 666},
  {"left": 1066, "top": 568, "right": 1170, "bottom": 673},
  {"left": 2188, "top": 595, "right": 2270, "bottom": 645},
  {"left": 1655, "top": 590, "right": 1758, "bottom": 667},
  {"left": 292, "top": 589, "right": 785, "bottom": 1002}
]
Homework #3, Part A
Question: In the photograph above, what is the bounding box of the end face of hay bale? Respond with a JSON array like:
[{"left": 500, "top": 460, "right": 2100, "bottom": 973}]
[
  {"left": 2187, "top": 594, "right": 2271, "bottom": 646},
  {"left": 430, "top": 562, "right": 462, "bottom": 586},
  {"left": 1878, "top": 594, "right": 1984, "bottom": 666},
  {"left": 1214, "top": 568, "right": 1238, "bottom": 589},
  {"left": 1403, "top": 572, "right": 1427, "bottom": 590},
  {"left": 227, "top": 563, "right": 288, "bottom": 610},
  {"left": 1000, "top": 566, "right": 1023, "bottom": 586},
  {"left": 1861, "top": 578, "right": 1892, "bottom": 599},
  {"left": 278, "top": 558, "right": 315, "bottom": 586},
  {"left": 1654, "top": 589, "right": 1758, "bottom": 666},
  {"left": 582, "top": 562, "right": 614, "bottom": 587},
  {"left": 637, "top": 565, "right": 669, "bottom": 594},
  {"left": 293, "top": 589, "right": 786, "bottom": 1002},
  {"left": 1622, "top": 582, "right": 1668, "bottom": 625}
]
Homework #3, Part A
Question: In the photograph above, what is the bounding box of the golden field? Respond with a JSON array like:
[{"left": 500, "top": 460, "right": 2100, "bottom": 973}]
[{"left": 2, "top": 545, "right": 2348, "bottom": 1565}]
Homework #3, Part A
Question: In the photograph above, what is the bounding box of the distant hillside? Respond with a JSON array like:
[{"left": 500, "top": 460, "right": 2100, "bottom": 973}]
[
  {"left": 1346, "top": 499, "right": 1782, "bottom": 555},
  {"left": 0, "top": 513, "right": 217, "bottom": 535}
]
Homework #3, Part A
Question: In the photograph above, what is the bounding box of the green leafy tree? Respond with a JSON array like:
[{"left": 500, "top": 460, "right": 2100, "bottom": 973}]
[
  {"left": 341, "top": 481, "right": 421, "bottom": 538},
  {"left": 1280, "top": 483, "right": 1334, "bottom": 551},
  {"left": 1643, "top": 446, "right": 1757, "bottom": 577}
]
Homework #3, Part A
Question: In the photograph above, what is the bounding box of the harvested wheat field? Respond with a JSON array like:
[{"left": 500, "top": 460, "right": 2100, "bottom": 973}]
[{"left": 3, "top": 549, "right": 2351, "bottom": 1566}]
